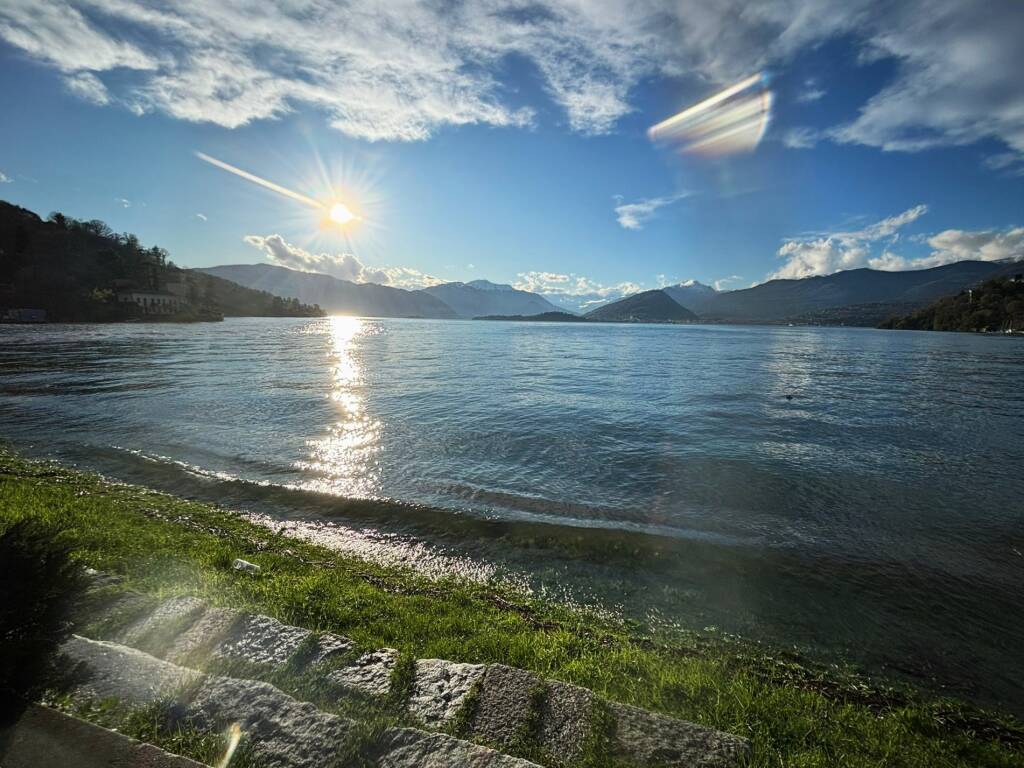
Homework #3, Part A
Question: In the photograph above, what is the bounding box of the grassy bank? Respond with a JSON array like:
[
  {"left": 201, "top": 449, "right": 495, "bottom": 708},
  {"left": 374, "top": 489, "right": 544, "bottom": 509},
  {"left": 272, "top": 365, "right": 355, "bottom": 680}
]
[{"left": 1, "top": 448, "right": 1022, "bottom": 767}]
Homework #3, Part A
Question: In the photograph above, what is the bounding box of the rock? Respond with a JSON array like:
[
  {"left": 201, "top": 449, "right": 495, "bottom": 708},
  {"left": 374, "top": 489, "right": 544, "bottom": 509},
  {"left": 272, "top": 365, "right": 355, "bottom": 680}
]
[
  {"left": 232, "top": 558, "right": 261, "bottom": 574},
  {"left": 609, "top": 702, "right": 750, "bottom": 768},
  {"left": 61, "top": 635, "right": 201, "bottom": 707},
  {"left": 0, "top": 704, "right": 206, "bottom": 768},
  {"left": 310, "top": 631, "right": 355, "bottom": 666},
  {"left": 409, "top": 658, "right": 487, "bottom": 730},
  {"left": 214, "top": 613, "right": 311, "bottom": 667},
  {"left": 117, "top": 596, "right": 207, "bottom": 649},
  {"left": 328, "top": 648, "right": 399, "bottom": 697},
  {"left": 538, "top": 681, "right": 597, "bottom": 764},
  {"left": 186, "top": 675, "right": 355, "bottom": 768},
  {"left": 164, "top": 607, "right": 240, "bottom": 665},
  {"left": 469, "top": 665, "right": 543, "bottom": 750},
  {"left": 375, "top": 727, "right": 542, "bottom": 767}
]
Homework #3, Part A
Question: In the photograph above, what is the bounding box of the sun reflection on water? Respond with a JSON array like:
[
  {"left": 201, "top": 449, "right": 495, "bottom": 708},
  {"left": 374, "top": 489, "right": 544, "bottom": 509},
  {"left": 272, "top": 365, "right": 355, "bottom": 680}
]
[{"left": 297, "top": 316, "right": 382, "bottom": 497}]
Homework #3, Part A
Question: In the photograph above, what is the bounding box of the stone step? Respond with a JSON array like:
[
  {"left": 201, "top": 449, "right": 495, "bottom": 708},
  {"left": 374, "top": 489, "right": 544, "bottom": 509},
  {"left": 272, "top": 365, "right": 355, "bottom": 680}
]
[
  {"left": 0, "top": 704, "right": 206, "bottom": 768},
  {"left": 84, "top": 586, "right": 749, "bottom": 767},
  {"left": 61, "top": 635, "right": 539, "bottom": 768}
]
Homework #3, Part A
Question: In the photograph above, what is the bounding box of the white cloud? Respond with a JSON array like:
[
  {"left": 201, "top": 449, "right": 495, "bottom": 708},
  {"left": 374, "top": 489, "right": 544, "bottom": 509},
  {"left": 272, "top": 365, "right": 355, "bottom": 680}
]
[
  {"left": 116, "top": 197, "right": 131, "bottom": 208},
  {"left": 713, "top": 275, "right": 744, "bottom": 290},
  {"left": 918, "top": 227, "right": 1024, "bottom": 267},
  {"left": 614, "top": 193, "right": 687, "bottom": 230},
  {"left": 1, "top": 0, "right": 1020, "bottom": 163},
  {"left": 244, "top": 234, "right": 442, "bottom": 289},
  {"left": 796, "top": 78, "right": 825, "bottom": 103},
  {"left": 0, "top": 171, "right": 11, "bottom": 183},
  {"left": 771, "top": 206, "right": 1023, "bottom": 278},
  {"left": 782, "top": 127, "right": 820, "bottom": 149},
  {"left": 984, "top": 152, "right": 1024, "bottom": 178},
  {"left": 829, "top": 0, "right": 1024, "bottom": 159},
  {"left": 64, "top": 71, "right": 110, "bottom": 104},
  {"left": 770, "top": 204, "right": 929, "bottom": 279},
  {"left": 195, "top": 213, "right": 207, "bottom": 221},
  {"left": 514, "top": 270, "right": 642, "bottom": 312},
  {"left": 0, "top": 0, "right": 157, "bottom": 73}
]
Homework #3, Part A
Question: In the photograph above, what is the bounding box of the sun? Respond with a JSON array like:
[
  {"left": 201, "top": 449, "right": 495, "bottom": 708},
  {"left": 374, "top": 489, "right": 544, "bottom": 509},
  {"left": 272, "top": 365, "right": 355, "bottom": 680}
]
[{"left": 329, "top": 202, "right": 356, "bottom": 226}]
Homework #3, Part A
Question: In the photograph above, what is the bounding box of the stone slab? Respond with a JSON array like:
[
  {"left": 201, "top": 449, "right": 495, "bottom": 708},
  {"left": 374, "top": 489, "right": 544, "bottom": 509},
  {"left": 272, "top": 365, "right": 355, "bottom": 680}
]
[
  {"left": 118, "top": 596, "right": 207, "bottom": 649},
  {"left": 0, "top": 704, "right": 205, "bottom": 768},
  {"left": 538, "top": 681, "right": 597, "bottom": 764},
  {"left": 376, "top": 727, "right": 542, "bottom": 768},
  {"left": 311, "top": 631, "right": 356, "bottom": 666},
  {"left": 469, "top": 664, "right": 542, "bottom": 750},
  {"left": 61, "top": 635, "right": 201, "bottom": 707},
  {"left": 409, "top": 658, "right": 487, "bottom": 730},
  {"left": 214, "top": 612, "right": 311, "bottom": 667},
  {"left": 328, "top": 648, "right": 399, "bottom": 697},
  {"left": 164, "top": 607, "right": 239, "bottom": 665},
  {"left": 187, "top": 675, "right": 355, "bottom": 768},
  {"left": 610, "top": 702, "right": 750, "bottom": 768}
]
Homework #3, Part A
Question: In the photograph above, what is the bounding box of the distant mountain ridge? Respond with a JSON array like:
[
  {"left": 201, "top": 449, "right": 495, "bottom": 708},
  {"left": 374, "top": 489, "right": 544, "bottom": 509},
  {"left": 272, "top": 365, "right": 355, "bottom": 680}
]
[
  {"left": 196, "top": 264, "right": 456, "bottom": 318},
  {"left": 198, "top": 264, "right": 566, "bottom": 320},
  {"left": 421, "top": 280, "right": 564, "bottom": 318},
  {"left": 584, "top": 289, "right": 698, "bottom": 323},
  {"left": 200, "top": 257, "right": 1019, "bottom": 327},
  {"left": 660, "top": 262, "right": 1015, "bottom": 324}
]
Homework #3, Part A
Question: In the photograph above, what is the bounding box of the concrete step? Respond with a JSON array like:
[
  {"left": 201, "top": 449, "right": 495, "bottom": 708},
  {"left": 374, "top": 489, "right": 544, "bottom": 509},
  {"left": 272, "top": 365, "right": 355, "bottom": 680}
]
[
  {"left": 0, "top": 704, "right": 205, "bottom": 768},
  {"left": 61, "top": 635, "right": 539, "bottom": 768},
  {"left": 83, "top": 585, "right": 749, "bottom": 767}
]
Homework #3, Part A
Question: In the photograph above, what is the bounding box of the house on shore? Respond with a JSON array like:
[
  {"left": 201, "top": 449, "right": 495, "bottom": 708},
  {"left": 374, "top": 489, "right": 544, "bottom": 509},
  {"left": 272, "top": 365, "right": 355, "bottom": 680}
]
[{"left": 116, "top": 290, "right": 183, "bottom": 315}]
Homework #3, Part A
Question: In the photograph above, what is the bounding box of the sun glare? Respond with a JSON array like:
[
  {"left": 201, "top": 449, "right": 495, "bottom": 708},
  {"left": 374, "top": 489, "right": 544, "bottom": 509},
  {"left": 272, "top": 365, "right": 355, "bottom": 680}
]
[{"left": 329, "top": 202, "right": 356, "bottom": 226}]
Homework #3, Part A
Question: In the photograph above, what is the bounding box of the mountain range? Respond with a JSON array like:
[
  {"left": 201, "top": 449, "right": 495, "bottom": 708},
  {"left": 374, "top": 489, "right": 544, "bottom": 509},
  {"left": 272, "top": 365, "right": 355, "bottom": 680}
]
[
  {"left": 196, "top": 265, "right": 562, "bottom": 320},
  {"left": 198, "top": 259, "right": 1020, "bottom": 326},
  {"left": 584, "top": 289, "right": 698, "bottom": 323}
]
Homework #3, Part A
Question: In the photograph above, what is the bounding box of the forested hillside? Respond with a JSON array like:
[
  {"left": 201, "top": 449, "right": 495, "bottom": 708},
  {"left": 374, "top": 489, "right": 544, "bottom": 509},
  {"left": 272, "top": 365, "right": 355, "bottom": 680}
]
[
  {"left": 879, "top": 276, "right": 1024, "bottom": 332},
  {"left": 0, "top": 201, "right": 322, "bottom": 321}
]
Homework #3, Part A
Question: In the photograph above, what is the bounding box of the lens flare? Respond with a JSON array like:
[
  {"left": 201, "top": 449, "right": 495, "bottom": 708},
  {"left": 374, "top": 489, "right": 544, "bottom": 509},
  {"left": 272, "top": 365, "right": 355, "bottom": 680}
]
[
  {"left": 195, "top": 151, "right": 361, "bottom": 229},
  {"left": 215, "top": 722, "right": 243, "bottom": 768},
  {"left": 648, "top": 73, "right": 773, "bottom": 156}
]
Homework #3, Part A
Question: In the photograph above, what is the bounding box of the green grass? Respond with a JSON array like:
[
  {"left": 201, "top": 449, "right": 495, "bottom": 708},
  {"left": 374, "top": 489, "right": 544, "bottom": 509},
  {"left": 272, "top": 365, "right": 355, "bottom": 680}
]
[{"left": 2, "top": 447, "right": 1022, "bottom": 768}]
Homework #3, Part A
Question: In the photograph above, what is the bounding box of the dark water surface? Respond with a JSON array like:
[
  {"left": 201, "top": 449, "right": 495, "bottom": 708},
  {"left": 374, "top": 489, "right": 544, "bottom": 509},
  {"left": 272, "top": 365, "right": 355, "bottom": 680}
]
[{"left": 2, "top": 318, "right": 1022, "bottom": 712}]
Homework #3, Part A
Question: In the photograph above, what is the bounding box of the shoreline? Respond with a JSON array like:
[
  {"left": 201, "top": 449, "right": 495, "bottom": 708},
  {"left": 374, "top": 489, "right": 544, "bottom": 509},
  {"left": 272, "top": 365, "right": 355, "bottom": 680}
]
[{"left": 1, "top": 447, "right": 1022, "bottom": 766}]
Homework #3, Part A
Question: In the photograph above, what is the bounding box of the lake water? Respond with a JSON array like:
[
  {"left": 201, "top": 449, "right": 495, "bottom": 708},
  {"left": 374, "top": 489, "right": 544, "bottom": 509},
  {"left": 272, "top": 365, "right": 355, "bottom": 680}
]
[{"left": 2, "top": 317, "right": 1022, "bottom": 712}]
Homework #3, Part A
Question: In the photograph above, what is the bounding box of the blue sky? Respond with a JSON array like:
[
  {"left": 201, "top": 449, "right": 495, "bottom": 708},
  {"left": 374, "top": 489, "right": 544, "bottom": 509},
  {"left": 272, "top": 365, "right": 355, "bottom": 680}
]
[{"left": 1, "top": 0, "right": 1023, "bottom": 311}]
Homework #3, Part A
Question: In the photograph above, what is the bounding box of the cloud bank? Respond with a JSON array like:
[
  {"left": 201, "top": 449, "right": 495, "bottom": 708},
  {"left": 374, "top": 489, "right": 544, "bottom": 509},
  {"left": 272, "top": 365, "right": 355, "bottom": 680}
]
[
  {"left": 244, "top": 234, "right": 442, "bottom": 289},
  {"left": 771, "top": 205, "right": 1023, "bottom": 279},
  {"left": 514, "top": 270, "right": 642, "bottom": 312}
]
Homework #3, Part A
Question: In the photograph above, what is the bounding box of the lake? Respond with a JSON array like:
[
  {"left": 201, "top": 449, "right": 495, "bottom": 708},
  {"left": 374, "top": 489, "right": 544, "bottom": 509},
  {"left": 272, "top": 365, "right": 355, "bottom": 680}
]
[{"left": 1, "top": 317, "right": 1022, "bottom": 712}]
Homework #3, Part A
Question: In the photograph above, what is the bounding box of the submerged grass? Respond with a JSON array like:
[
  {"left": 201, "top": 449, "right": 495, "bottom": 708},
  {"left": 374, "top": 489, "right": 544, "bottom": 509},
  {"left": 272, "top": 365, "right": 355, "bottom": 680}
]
[{"left": 2, "top": 447, "right": 1023, "bottom": 768}]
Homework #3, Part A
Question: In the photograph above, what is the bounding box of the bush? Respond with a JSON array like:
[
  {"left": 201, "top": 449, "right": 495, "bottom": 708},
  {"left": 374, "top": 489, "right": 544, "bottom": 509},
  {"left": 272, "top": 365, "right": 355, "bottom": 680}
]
[{"left": 0, "top": 520, "right": 88, "bottom": 725}]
